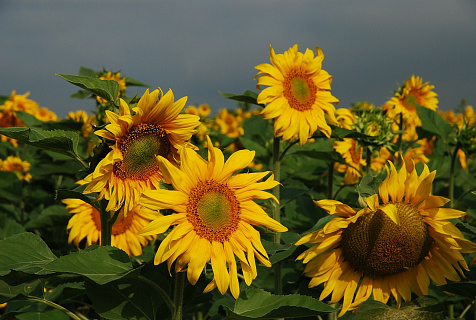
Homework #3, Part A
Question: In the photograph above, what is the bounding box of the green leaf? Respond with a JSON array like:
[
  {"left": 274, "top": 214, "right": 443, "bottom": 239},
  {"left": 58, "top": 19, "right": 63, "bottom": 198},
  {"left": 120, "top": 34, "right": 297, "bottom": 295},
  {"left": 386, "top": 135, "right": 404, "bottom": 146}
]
[
  {"left": 55, "top": 185, "right": 97, "bottom": 208},
  {"left": 355, "top": 296, "right": 444, "bottom": 319},
  {"left": 416, "top": 104, "right": 453, "bottom": 140},
  {"left": 16, "top": 309, "right": 69, "bottom": 320},
  {"left": 238, "top": 136, "right": 269, "bottom": 158},
  {"left": 262, "top": 240, "right": 297, "bottom": 265},
  {"left": 85, "top": 277, "right": 165, "bottom": 320},
  {"left": 329, "top": 125, "right": 372, "bottom": 139},
  {"left": 125, "top": 77, "right": 150, "bottom": 87},
  {"left": 56, "top": 73, "right": 119, "bottom": 104},
  {"left": 0, "top": 232, "right": 57, "bottom": 276},
  {"left": 220, "top": 91, "right": 261, "bottom": 106},
  {"left": 224, "top": 288, "right": 334, "bottom": 319},
  {"left": 0, "top": 213, "right": 25, "bottom": 240},
  {"left": 43, "top": 246, "right": 133, "bottom": 284},
  {"left": 24, "top": 205, "right": 69, "bottom": 230},
  {"left": 0, "top": 127, "right": 85, "bottom": 166},
  {"left": 438, "top": 281, "right": 476, "bottom": 299},
  {"left": 77, "top": 66, "right": 98, "bottom": 77}
]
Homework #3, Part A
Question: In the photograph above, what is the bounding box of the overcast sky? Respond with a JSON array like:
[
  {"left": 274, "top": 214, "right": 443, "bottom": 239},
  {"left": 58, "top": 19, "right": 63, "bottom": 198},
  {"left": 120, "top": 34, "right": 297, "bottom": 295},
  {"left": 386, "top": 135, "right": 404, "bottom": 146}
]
[{"left": 1, "top": 0, "right": 476, "bottom": 118}]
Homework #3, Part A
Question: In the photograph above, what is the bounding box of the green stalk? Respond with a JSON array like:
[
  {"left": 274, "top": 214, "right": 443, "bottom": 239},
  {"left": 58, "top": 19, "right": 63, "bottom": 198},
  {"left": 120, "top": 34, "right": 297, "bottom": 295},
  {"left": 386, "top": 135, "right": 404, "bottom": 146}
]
[
  {"left": 449, "top": 146, "right": 460, "bottom": 209},
  {"left": 173, "top": 271, "right": 186, "bottom": 320},
  {"left": 134, "top": 275, "right": 175, "bottom": 314},
  {"left": 397, "top": 112, "right": 403, "bottom": 156},
  {"left": 22, "top": 296, "right": 86, "bottom": 320},
  {"left": 99, "top": 199, "right": 112, "bottom": 246},
  {"left": 272, "top": 136, "right": 283, "bottom": 295}
]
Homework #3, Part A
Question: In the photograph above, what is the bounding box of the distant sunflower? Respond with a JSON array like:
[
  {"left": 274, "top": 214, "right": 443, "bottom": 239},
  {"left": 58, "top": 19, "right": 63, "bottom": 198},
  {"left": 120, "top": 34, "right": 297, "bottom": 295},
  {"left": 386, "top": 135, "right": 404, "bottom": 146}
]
[
  {"left": 333, "top": 138, "right": 366, "bottom": 185},
  {"left": 0, "top": 155, "right": 32, "bottom": 182},
  {"left": 296, "top": 159, "right": 476, "bottom": 316},
  {"left": 139, "top": 136, "right": 287, "bottom": 298},
  {"left": 82, "top": 88, "right": 200, "bottom": 213},
  {"left": 384, "top": 75, "right": 438, "bottom": 141},
  {"left": 255, "top": 44, "right": 339, "bottom": 145},
  {"left": 63, "top": 198, "right": 159, "bottom": 256}
]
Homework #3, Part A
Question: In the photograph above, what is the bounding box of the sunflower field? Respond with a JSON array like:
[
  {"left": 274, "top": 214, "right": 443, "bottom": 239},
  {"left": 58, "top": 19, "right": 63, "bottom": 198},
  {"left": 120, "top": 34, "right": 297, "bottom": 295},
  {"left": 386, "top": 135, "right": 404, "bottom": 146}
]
[{"left": 1, "top": 45, "right": 476, "bottom": 320}]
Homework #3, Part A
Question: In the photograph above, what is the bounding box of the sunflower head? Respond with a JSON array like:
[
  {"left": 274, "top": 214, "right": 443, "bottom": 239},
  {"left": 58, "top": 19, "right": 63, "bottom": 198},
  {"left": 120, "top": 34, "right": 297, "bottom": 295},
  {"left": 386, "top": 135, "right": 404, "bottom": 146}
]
[
  {"left": 296, "top": 159, "right": 476, "bottom": 316},
  {"left": 139, "top": 136, "right": 287, "bottom": 298},
  {"left": 352, "top": 104, "right": 396, "bottom": 151},
  {"left": 82, "top": 88, "right": 200, "bottom": 213},
  {"left": 0, "top": 156, "right": 32, "bottom": 182},
  {"left": 255, "top": 44, "right": 339, "bottom": 145}
]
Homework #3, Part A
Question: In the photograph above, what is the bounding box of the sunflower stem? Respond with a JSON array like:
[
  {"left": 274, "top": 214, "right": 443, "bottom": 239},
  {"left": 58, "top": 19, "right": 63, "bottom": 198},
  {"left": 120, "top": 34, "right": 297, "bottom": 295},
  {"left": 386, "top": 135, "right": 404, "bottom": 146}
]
[
  {"left": 173, "top": 271, "right": 186, "bottom": 320},
  {"left": 272, "top": 136, "right": 283, "bottom": 295},
  {"left": 449, "top": 145, "right": 460, "bottom": 209},
  {"left": 20, "top": 296, "right": 86, "bottom": 320},
  {"left": 99, "top": 199, "right": 112, "bottom": 246},
  {"left": 327, "top": 161, "right": 334, "bottom": 199},
  {"left": 397, "top": 112, "right": 403, "bottom": 156}
]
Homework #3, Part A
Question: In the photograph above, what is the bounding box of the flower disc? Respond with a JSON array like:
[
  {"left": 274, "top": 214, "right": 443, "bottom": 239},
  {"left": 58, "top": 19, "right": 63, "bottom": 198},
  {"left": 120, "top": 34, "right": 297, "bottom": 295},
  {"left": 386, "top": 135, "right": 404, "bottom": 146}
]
[
  {"left": 341, "top": 202, "right": 433, "bottom": 277},
  {"left": 114, "top": 123, "right": 169, "bottom": 180},
  {"left": 284, "top": 72, "right": 316, "bottom": 111}
]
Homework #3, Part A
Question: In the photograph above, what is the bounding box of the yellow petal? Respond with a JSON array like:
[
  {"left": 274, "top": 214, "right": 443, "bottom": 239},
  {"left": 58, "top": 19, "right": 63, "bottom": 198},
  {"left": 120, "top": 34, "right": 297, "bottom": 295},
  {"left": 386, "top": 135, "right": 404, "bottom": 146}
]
[
  {"left": 211, "top": 241, "right": 230, "bottom": 295},
  {"left": 380, "top": 203, "right": 399, "bottom": 225}
]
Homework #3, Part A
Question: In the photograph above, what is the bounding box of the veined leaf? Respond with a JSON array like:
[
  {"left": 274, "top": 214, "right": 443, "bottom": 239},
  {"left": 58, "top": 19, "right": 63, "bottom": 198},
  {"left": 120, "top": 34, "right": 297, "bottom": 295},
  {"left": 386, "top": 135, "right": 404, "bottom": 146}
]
[
  {"left": 43, "top": 246, "right": 133, "bottom": 284},
  {"left": 0, "top": 127, "right": 86, "bottom": 167},
  {"left": 416, "top": 104, "right": 453, "bottom": 140},
  {"left": 224, "top": 288, "right": 334, "bottom": 319},
  {"left": 56, "top": 73, "right": 119, "bottom": 105},
  {"left": 220, "top": 91, "right": 261, "bottom": 106},
  {"left": 0, "top": 232, "right": 57, "bottom": 276}
]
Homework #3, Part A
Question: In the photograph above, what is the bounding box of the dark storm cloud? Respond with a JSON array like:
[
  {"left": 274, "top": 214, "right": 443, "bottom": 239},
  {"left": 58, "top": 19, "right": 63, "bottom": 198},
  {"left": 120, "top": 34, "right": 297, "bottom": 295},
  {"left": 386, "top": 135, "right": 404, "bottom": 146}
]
[{"left": 1, "top": 0, "right": 475, "bottom": 117}]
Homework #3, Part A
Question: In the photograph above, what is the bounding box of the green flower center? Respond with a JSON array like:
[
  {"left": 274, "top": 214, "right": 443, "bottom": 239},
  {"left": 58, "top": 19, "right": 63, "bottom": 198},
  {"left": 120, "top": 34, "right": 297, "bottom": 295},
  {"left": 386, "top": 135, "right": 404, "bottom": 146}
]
[
  {"left": 283, "top": 71, "right": 316, "bottom": 111},
  {"left": 340, "top": 202, "right": 433, "bottom": 277},
  {"left": 365, "top": 121, "right": 381, "bottom": 136},
  {"left": 114, "top": 123, "right": 169, "bottom": 180},
  {"left": 187, "top": 180, "right": 240, "bottom": 242}
]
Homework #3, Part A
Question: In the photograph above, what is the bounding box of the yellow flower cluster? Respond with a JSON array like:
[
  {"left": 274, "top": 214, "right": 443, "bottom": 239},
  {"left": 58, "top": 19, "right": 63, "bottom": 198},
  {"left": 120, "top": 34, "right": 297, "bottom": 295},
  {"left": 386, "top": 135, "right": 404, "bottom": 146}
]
[
  {"left": 0, "top": 91, "right": 57, "bottom": 146},
  {"left": 0, "top": 155, "right": 32, "bottom": 182}
]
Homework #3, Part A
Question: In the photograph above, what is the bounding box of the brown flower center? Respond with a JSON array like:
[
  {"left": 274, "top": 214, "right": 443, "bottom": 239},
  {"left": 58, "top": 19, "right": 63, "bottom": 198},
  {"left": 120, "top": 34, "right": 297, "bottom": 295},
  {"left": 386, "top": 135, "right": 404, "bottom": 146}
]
[
  {"left": 340, "top": 202, "right": 433, "bottom": 277},
  {"left": 113, "top": 123, "right": 169, "bottom": 180},
  {"left": 283, "top": 71, "right": 316, "bottom": 111},
  {"left": 187, "top": 180, "right": 240, "bottom": 242}
]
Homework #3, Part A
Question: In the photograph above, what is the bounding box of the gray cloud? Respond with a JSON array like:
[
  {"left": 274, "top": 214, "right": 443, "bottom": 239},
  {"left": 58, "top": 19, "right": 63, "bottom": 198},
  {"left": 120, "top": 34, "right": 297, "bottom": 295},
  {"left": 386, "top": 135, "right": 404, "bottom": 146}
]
[{"left": 1, "top": 0, "right": 475, "bottom": 118}]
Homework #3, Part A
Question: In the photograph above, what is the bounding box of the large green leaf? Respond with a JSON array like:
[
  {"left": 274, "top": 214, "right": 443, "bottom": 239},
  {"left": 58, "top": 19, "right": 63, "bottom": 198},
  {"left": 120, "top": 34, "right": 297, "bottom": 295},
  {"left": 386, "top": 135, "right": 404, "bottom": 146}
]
[
  {"left": 85, "top": 277, "right": 165, "bottom": 320},
  {"left": 224, "top": 288, "right": 334, "bottom": 319},
  {"left": 24, "top": 205, "right": 70, "bottom": 230},
  {"left": 438, "top": 281, "right": 476, "bottom": 299},
  {"left": 220, "top": 91, "right": 261, "bottom": 106},
  {"left": 43, "top": 246, "right": 133, "bottom": 284},
  {"left": 416, "top": 104, "right": 453, "bottom": 141},
  {"left": 0, "top": 213, "right": 24, "bottom": 240},
  {"left": 0, "top": 232, "right": 57, "bottom": 276},
  {"left": 56, "top": 73, "right": 119, "bottom": 104},
  {"left": 0, "top": 127, "right": 85, "bottom": 166}
]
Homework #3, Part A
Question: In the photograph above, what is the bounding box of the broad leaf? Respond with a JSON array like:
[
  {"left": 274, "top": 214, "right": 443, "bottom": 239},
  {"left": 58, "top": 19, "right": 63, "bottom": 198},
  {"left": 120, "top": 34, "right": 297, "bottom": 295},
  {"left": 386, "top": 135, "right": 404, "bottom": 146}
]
[
  {"left": 43, "top": 246, "right": 133, "bottom": 284},
  {"left": 224, "top": 288, "right": 334, "bottom": 319},
  {"left": 85, "top": 277, "right": 165, "bottom": 320},
  {"left": 438, "top": 281, "right": 476, "bottom": 299},
  {"left": 24, "top": 205, "right": 70, "bottom": 230},
  {"left": 0, "top": 213, "right": 25, "bottom": 240},
  {"left": 0, "top": 232, "right": 57, "bottom": 276},
  {"left": 0, "top": 127, "right": 85, "bottom": 166},
  {"left": 416, "top": 104, "right": 453, "bottom": 141},
  {"left": 56, "top": 73, "right": 119, "bottom": 105},
  {"left": 220, "top": 91, "right": 261, "bottom": 106}
]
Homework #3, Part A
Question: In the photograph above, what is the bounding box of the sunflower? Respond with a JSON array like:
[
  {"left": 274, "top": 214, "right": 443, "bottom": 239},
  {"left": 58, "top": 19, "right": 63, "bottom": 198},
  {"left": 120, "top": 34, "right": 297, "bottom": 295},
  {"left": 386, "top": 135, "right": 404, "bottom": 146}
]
[
  {"left": 255, "top": 44, "right": 339, "bottom": 145},
  {"left": 82, "top": 88, "right": 200, "bottom": 214},
  {"left": 333, "top": 138, "right": 366, "bottom": 185},
  {"left": 384, "top": 75, "right": 438, "bottom": 141},
  {"left": 0, "top": 155, "right": 32, "bottom": 182},
  {"left": 63, "top": 198, "right": 159, "bottom": 256},
  {"left": 139, "top": 136, "right": 287, "bottom": 298},
  {"left": 296, "top": 159, "right": 476, "bottom": 317}
]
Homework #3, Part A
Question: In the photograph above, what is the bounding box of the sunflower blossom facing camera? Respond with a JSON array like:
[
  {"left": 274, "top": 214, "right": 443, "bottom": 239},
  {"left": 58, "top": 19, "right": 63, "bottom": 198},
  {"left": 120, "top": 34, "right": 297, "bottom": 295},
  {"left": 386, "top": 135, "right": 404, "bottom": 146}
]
[
  {"left": 384, "top": 75, "right": 438, "bottom": 141},
  {"left": 63, "top": 199, "right": 159, "bottom": 256},
  {"left": 139, "top": 136, "right": 287, "bottom": 298},
  {"left": 0, "top": 156, "right": 32, "bottom": 182},
  {"left": 82, "top": 88, "right": 200, "bottom": 213},
  {"left": 296, "top": 159, "right": 476, "bottom": 317},
  {"left": 255, "top": 44, "right": 339, "bottom": 145}
]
